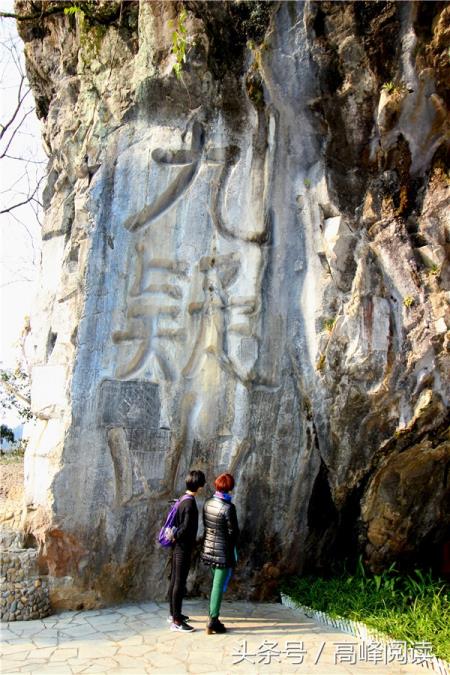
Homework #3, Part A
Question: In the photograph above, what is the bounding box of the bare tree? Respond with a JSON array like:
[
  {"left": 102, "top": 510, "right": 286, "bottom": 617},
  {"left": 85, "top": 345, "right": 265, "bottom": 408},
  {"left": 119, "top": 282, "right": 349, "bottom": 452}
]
[
  {"left": 0, "top": 21, "right": 46, "bottom": 229},
  {"left": 0, "top": 11, "right": 45, "bottom": 416},
  {"left": 0, "top": 8, "right": 46, "bottom": 284}
]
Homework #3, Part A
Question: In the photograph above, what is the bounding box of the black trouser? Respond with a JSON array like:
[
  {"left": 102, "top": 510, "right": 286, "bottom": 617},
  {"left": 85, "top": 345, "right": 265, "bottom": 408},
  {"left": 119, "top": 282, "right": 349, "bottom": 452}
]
[{"left": 169, "top": 545, "right": 191, "bottom": 622}]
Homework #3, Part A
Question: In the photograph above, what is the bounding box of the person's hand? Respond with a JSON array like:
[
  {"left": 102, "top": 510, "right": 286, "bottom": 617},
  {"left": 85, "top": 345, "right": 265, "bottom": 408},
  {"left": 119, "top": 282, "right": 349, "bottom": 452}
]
[{"left": 164, "top": 527, "right": 176, "bottom": 542}]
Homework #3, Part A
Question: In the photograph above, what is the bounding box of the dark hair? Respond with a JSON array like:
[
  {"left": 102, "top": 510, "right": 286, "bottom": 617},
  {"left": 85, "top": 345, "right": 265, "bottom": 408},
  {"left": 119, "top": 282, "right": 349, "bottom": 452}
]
[
  {"left": 214, "top": 473, "right": 235, "bottom": 493},
  {"left": 186, "top": 470, "right": 206, "bottom": 492}
]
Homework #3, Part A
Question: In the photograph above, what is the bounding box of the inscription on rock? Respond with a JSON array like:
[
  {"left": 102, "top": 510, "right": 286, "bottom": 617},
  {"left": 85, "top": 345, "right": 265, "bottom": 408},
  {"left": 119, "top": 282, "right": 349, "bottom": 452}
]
[
  {"left": 98, "top": 379, "right": 160, "bottom": 429},
  {"left": 127, "top": 429, "right": 171, "bottom": 481}
]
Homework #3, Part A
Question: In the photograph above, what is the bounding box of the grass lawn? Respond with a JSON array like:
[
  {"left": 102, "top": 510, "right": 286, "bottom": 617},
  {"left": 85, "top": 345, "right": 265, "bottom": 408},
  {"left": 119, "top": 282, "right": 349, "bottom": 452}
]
[{"left": 281, "top": 562, "right": 450, "bottom": 662}]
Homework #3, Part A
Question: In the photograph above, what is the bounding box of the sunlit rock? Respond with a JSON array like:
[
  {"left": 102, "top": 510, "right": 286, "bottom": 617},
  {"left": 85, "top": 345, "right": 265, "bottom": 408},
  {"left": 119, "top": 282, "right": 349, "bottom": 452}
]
[{"left": 16, "top": 0, "right": 449, "bottom": 605}]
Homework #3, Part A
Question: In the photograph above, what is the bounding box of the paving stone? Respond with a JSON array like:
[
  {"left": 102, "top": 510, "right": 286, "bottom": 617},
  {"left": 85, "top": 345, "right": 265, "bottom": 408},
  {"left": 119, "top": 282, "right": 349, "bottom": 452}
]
[
  {"left": 75, "top": 657, "right": 119, "bottom": 672},
  {"left": 0, "top": 601, "right": 433, "bottom": 675},
  {"left": 71, "top": 610, "right": 103, "bottom": 619},
  {"left": 31, "top": 667, "right": 73, "bottom": 674},
  {"left": 114, "top": 606, "right": 146, "bottom": 617},
  {"left": 69, "top": 665, "right": 96, "bottom": 675},
  {"left": 116, "top": 644, "right": 154, "bottom": 657},
  {"left": 48, "top": 647, "right": 78, "bottom": 662},
  {"left": 58, "top": 632, "right": 100, "bottom": 643},
  {"left": 187, "top": 664, "right": 221, "bottom": 674},
  {"left": 1, "top": 660, "right": 24, "bottom": 673},
  {"left": 17, "top": 660, "right": 51, "bottom": 667},
  {"left": 77, "top": 645, "right": 119, "bottom": 660},
  {"left": 0, "top": 628, "right": 22, "bottom": 641},
  {"left": 34, "top": 628, "right": 60, "bottom": 639},
  {"left": 55, "top": 637, "right": 87, "bottom": 648},
  {"left": 187, "top": 650, "right": 224, "bottom": 666},
  {"left": 11, "top": 620, "right": 45, "bottom": 631},
  {"left": 1, "top": 650, "right": 31, "bottom": 661},
  {"left": 57, "top": 624, "right": 97, "bottom": 638},
  {"left": 96, "top": 608, "right": 126, "bottom": 616},
  {"left": 126, "top": 615, "right": 164, "bottom": 626},
  {"left": 113, "top": 654, "right": 152, "bottom": 669},
  {"left": 150, "top": 632, "right": 177, "bottom": 645},
  {"left": 52, "top": 619, "right": 87, "bottom": 629},
  {"left": 90, "top": 623, "right": 130, "bottom": 635},
  {"left": 154, "top": 642, "right": 189, "bottom": 659},
  {"left": 136, "top": 602, "right": 161, "bottom": 612},
  {"left": 1, "top": 643, "right": 34, "bottom": 656},
  {"left": 85, "top": 613, "right": 126, "bottom": 626},
  {"left": 115, "top": 635, "right": 143, "bottom": 646},
  {"left": 26, "top": 647, "right": 55, "bottom": 659},
  {"left": 147, "top": 651, "right": 186, "bottom": 668},
  {"left": 30, "top": 637, "right": 59, "bottom": 648},
  {"left": 99, "top": 632, "right": 132, "bottom": 643}
]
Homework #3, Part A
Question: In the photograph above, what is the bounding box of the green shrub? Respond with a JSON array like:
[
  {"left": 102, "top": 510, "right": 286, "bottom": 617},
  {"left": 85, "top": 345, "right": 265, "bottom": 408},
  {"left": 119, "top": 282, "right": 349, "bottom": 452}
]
[
  {"left": 170, "top": 8, "right": 188, "bottom": 80},
  {"left": 281, "top": 563, "right": 450, "bottom": 661},
  {"left": 64, "top": 4, "right": 83, "bottom": 16},
  {"left": 426, "top": 263, "right": 441, "bottom": 277},
  {"left": 382, "top": 81, "right": 396, "bottom": 93},
  {"left": 323, "top": 317, "right": 336, "bottom": 333}
]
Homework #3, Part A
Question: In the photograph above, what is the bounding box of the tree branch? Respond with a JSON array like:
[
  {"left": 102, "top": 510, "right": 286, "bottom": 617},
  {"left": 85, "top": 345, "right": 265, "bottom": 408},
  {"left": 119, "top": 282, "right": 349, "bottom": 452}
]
[
  {"left": 0, "top": 3, "right": 123, "bottom": 25},
  {"left": 0, "top": 378, "right": 31, "bottom": 407},
  {"left": 0, "top": 6, "right": 69, "bottom": 21},
  {"left": 0, "top": 78, "right": 30, "bottom": 141},
  {"left": 0, "top": 175, "right": 42, "bottom": 214},
  {"left": 0, "top": 108, "right": 34, "bottom": 159},
  {"left": 3, "top": 154, "right": 46, "bottom": 164}
]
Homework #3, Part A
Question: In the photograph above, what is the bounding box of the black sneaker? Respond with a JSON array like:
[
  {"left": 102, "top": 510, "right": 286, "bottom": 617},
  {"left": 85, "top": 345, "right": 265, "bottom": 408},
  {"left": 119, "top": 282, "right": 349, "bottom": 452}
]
[
  {"left": 170, "top": 620, "right": 195, "bottom": 632},
  {"left": 167, "top": 613, "right": 190, "bottom": 623},
  {"left": 206, "top": 617, "right": 226, "bottom": 634}
]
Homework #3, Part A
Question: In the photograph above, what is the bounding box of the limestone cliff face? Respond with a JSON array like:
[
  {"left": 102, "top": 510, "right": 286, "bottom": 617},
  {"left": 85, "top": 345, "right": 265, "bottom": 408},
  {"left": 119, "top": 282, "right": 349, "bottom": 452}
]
[{"left": 17, "top": 0, "right": 449, "bottom": 607}]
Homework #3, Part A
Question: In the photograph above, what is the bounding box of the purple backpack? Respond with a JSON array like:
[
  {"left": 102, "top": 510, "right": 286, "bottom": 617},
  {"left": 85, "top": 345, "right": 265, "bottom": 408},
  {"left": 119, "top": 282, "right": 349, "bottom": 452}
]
[{"left": 158, "top": 494, "right": 192, "bottom": 548}]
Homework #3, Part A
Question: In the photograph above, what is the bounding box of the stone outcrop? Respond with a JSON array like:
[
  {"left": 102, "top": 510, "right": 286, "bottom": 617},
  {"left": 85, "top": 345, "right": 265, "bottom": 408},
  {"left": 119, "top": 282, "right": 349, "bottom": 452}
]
[{"left": 15, "top": 0, "right": 449, "bottom": 606}]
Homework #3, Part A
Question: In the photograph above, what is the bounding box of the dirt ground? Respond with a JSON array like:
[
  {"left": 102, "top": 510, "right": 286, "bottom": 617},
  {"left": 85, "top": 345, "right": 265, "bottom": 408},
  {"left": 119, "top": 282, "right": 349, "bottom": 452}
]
[{"left": 0, "top": 457, "right": 24, "bottom": 528}]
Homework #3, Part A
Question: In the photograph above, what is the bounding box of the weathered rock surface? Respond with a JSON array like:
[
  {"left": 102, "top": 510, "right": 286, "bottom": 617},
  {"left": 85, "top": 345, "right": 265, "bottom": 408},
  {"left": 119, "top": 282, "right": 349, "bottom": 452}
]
[{"left": 15, "top": 0, "right": 449, "bottom": 606}]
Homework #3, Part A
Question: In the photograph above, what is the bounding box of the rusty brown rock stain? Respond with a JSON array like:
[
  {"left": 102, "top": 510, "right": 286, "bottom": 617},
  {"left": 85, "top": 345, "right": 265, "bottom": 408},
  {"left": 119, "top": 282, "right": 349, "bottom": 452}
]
[{"left": 43, "top": 528, "right": 88, "bottom": 577}]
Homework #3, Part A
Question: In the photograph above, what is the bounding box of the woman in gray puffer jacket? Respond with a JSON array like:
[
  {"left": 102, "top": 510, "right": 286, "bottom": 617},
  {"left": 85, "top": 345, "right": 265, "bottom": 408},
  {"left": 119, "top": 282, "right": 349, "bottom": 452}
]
[{"left": 201, "top": 473, "right": 239, "bottom": 634}]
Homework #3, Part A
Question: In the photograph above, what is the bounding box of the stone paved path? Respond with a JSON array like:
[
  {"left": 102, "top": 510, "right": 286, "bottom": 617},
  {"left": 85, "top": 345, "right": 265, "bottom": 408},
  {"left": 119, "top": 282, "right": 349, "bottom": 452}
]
[{"left": 0, "top": 600, "right": 432, "bottom": 674}]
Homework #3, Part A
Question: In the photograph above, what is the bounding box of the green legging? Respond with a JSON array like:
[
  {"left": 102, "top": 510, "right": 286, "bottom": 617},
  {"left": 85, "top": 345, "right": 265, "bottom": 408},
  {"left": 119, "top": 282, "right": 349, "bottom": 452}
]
[{"left": 209, "top": 567, "right": 231, "bottom": 619}]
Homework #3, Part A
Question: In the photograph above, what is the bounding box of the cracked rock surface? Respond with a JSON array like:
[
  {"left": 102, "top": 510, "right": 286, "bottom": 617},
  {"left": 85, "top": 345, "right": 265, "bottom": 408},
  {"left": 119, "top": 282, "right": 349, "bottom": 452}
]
[{"left": 14, "top": 0, "right": 449, "bottom": 606}]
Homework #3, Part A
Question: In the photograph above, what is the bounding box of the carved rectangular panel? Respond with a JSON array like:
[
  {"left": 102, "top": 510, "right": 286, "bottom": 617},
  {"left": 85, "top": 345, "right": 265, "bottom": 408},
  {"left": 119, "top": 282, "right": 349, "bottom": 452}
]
[
  {"left": 127, "top": 428, "right": 170, "bottom": 452},
  {"left": 98, "top": 379, "right": 160, "bottom": 429},
  {"left": 130, "top": 430, "right": 171, "bottom": 482}
]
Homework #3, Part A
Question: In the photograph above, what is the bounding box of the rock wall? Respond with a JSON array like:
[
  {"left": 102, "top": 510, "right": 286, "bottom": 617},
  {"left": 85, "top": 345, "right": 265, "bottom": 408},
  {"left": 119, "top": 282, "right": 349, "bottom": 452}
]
[
  {"left": 16, "top": 0, "right": 449, "bottom": 607},
  {"left": 0, "top": 531, "right": 51, "bottom": 622}
]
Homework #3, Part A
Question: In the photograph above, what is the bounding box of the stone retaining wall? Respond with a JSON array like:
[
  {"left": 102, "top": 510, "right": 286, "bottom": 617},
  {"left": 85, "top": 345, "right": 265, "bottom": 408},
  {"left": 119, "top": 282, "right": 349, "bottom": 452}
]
[{"left": 1, "top": 547, "right": 51, "bottom": 622}]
